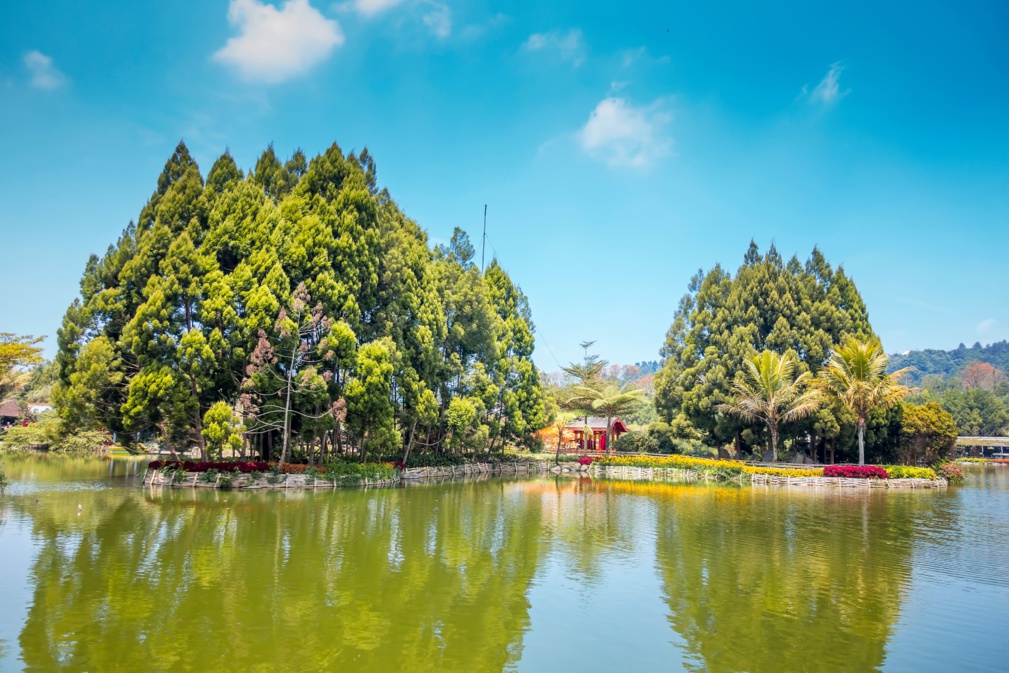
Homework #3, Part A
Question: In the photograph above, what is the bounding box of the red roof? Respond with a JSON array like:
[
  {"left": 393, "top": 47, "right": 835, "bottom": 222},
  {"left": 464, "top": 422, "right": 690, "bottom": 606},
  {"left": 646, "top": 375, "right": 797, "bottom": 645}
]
[{"left": 565, "top": 416, "right": 630, "bottom": 434}]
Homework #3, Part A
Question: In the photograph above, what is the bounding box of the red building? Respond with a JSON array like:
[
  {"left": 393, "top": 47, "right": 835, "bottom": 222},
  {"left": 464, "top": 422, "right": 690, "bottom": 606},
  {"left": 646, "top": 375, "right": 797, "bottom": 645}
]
[{"left": 565, "top": 416, "right": 630, "bottom": 452}]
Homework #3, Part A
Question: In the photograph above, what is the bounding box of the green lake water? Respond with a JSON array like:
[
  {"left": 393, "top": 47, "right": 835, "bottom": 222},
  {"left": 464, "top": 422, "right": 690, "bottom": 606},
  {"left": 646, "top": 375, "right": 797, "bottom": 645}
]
[{"left": 1, "top": 455, "right": 1007, "bottom": 672}]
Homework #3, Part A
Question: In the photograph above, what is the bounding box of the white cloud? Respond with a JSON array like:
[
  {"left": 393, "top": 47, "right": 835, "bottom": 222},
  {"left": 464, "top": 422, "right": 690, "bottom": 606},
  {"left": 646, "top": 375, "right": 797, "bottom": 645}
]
[
  {"left": 213, "top": 0, "right": 343, "bottom": 84},
  {"left": 522, "top": 29, "right": 586, "bottom": 67},
  {"left": 23, "top": 51, "right": 66, "bottom": 90},
  {"left": 422, "top": 2, "right": 451, "bottom": 39},
  {"left": 978, "top": 318, "right": 997, "bottom": 333},
  {"left": 343, "top": 0, "right": 449, "bottom": 38},
  {"left": 804, "top": 62, "right": 850, "bottom": 105},
  {"left": 579, "top": 96, "right": 672, "bottom": 169},
  {"left": 348, "top": 0, "right": 406, "bottom": 16}
]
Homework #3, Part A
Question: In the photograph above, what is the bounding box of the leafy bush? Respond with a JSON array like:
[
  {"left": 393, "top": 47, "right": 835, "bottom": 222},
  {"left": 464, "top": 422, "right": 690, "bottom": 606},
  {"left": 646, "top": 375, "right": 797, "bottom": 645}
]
[
  {"left": 612, "top": 431, "right": 657, "bottom": 453},
  {"left": 823, "top": 465, "right": 889, "bottom": 479},
  {"left": 54, "top": 430, "right": 114, "bottom": 454},
  {"left": 936, "top": 461, "right": 965, "bottom": 484},
  {"left": 577, "top": 456, "right": 594, "bottom": 466},
  {"left": 199, "top": 468, "right": 220, "bottom": 483},
  {"left": 883, "top": 465, "right": 937, "bottom": 480},
  {"left": 397, "top": 453, "right": 466, "bottom": 468}
]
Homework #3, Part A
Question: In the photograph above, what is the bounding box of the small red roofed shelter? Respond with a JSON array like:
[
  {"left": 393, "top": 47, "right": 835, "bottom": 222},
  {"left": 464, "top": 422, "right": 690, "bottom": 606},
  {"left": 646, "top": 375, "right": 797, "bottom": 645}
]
[{"left": 565, "top": 417, "right": 629, "bottom": 452}]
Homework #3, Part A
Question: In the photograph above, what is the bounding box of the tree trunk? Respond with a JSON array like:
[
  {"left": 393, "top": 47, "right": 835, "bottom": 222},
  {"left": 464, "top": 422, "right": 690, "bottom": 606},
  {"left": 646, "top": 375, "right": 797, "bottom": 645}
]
[
  {"left": 402, "top": 420, "right": 418, "bottom": 464},
  {"left": 279, "top": 341, "right": 297, "bottom": 466},
  {"left": 605, "top": 413, "right": 613, "bottom": 454},
  {"left": 555, "top": 425, "right": 563, "bottom": 465},
  {"left": 189, "top": 379, "right": 207, "bottom": 461},
  {"left": 770, "top": 426, "right": 779, "bottom": 463},
  {"left": 857, "top": 420, "right": 866, "bottom": 466}
]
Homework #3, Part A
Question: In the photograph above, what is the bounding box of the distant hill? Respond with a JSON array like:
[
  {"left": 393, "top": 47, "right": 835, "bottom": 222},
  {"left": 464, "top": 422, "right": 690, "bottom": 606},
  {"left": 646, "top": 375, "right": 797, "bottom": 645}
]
[{"left": 888, "top": 341, "right": 1009, "bottom": 383}]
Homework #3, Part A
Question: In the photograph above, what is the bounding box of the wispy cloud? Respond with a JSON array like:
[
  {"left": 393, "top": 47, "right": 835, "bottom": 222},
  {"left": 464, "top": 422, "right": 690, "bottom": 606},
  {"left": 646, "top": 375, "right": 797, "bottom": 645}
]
[
  {"left": 348, "top": 0, "right": 406, "bottom": 16},
  {"left": 977, "top": 318, "right": 997, "bottom": 333},
  {"left": 579, "top": 96, "right": 672, "bottom": 168},
  {"left": 23, "top": 51, "right": 67, "bottom": 90},
  {"left": 522, "top": 29, "right": 586, "bottom": 67},
  {"left": 801, "top": 62, "right": 850, "bottom": 106},
  {"left": 459, "top": 13, "right": 509, "bottom": 41},
  {"left": 343, "top": 0, "right": 451, "bottom": 39},
  {"left": 213, "top": 0, "right": 343, "bottom": 84},
  {"left": 619, "top": 46, "right": 670, "bottom": 69},
  {"left": 421, "top": 2, "right": 451, "bottom": 39}
]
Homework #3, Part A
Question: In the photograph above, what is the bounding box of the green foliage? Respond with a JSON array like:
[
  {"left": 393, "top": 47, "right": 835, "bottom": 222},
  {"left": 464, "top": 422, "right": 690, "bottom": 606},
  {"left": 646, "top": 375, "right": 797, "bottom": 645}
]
[
  {"left": 1, "top": 413, "right": 62, "bottom": 449},
  {"left": 656, "top": 243, "right": 874, "bottom": 460},
  {"left": 898, "top": 402, "right": 957, "bottom": 465},
  {"left": 0, "top": 460, "right": 8, "bottom": 494},
  {"left": 889, "top": 341, "right": 1009, "bottom": 385},
  {"left": 320, "top": 461, "right": 397, "bottom": 483},
  {"left": 52, "top": 141, "right": 546, "bottom": 461},
  {"left": 400, "top": 452, "right": 466, "bottom": 467},
  {"left": 201, "top": 401, "right": 244, "bottom": 460},
  {"left": 717, "top": 350, "right": 822, "bottom": 461},
  {"left": 821, "top": 337, "right": 910, "bottom": 465},
  {"left": 54, "top": 430, "right": 112, "bottom": 454}
]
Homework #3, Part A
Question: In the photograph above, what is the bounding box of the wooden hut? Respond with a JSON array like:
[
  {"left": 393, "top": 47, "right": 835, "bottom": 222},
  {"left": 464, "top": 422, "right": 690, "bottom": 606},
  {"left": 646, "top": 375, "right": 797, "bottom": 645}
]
[{"left": 565, "top": 416, "right": 629, "bottom": 452}]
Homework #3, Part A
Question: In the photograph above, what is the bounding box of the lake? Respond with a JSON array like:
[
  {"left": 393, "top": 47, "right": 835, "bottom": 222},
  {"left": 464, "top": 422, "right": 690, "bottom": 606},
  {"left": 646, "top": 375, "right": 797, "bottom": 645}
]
[{"left": 0, "top": 455, "right": 1007, "bottom": 672}]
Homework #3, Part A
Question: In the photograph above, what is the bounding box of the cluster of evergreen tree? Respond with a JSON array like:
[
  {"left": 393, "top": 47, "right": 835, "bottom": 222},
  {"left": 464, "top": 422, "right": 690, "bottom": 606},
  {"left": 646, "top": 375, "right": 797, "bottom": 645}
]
[
  {"left": 52, "top": 141, "right": 545, "bottom": 461},
  {"left": 655, "top": 242, "right": 899, "bottom": 461}
]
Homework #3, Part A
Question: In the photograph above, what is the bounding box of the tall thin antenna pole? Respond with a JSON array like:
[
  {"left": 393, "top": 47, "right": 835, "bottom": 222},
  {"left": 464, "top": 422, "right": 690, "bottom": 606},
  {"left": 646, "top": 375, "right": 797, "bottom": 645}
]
[{"left": 481, "top": 204, "right": 487, "bottom": 273}]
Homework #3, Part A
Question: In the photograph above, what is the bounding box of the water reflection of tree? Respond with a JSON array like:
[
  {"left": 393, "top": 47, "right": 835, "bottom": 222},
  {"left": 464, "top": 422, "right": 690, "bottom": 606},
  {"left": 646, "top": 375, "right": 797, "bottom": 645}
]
[
  {"left": 649, "top": 484, "right": 925, "bottom": 673},
  {"left": 13, "top": 481, "right": 547, "bottom": 672}
]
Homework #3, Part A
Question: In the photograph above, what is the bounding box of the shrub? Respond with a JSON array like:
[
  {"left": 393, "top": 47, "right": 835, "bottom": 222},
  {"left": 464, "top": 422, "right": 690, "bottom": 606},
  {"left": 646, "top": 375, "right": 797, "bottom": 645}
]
[
  {"left": 936, "top": 461, "right": 965, "bottom": 485},
  {"left": 823, "top": 465, "right": 889, "bottom": 479},
  {"left": 397, "top": 453, "right": 466, "bottom": 468},
  {"left": 577, "top": 456, "right": 594, "bottom": 466},
  {"left": 883, "top": 465, "right": 937, "bottom": 480}
]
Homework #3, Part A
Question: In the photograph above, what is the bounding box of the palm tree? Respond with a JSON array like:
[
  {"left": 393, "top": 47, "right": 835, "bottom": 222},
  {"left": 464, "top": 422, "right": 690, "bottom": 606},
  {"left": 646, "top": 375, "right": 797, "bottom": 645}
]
[
  {"left": 820, "top": 337, "right": 910, "bottom": 466},
  {"left": 716, "top": 350, "right": 822, "bottom": 462},
  {"left": 569, "top": 383, "right": 645, "bottom": 453}
]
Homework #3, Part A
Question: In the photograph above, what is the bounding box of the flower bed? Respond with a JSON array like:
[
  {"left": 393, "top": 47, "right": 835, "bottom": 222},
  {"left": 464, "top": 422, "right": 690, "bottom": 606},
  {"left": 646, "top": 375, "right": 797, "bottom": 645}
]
[
  {"left": 958, "top": 457, "right": 1009, "bottom": 464},
  {"left": 882, "top": 465, "right": 936, "bottom": 480},
  {"left": 148, "top": 460, "right": 398, "bottom": 483},
  {"left": 741, "top": 465, "right": 824, "bottom": 478},
  {"left": 823, "top": 465, "right": 889, "bottom": 479},
  {"left": 937, "top": 462, "right": 964, "bottom": 484},
  {"left": 149, "top": 460, "right": 269, "bottom": 473}
]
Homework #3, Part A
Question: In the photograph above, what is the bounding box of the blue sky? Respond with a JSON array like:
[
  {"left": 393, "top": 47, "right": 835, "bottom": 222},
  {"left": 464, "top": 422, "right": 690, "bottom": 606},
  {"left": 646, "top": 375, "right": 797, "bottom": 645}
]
[{"left": 1, "top": 0, "right": 1008, "bottom": 370}]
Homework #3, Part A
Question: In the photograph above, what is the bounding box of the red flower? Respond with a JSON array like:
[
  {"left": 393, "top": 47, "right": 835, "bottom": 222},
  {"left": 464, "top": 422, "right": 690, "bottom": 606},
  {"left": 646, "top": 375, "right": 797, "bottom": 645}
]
[
  {"left": 823, "top": 465, "right": 889, "bottom": 479},
  {"left": 577, "top": 456, "right": 594, "bottom": 466}
]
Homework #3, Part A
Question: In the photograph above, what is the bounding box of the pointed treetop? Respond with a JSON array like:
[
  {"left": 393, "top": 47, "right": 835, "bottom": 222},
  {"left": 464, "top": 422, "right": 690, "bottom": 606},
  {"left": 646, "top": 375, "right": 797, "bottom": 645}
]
[
  {"left": 157, "top": 141, "right": 198, "bottom": 196},
  {"left": 206, "top": 150, "right": 243, "bottom": 194}
]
